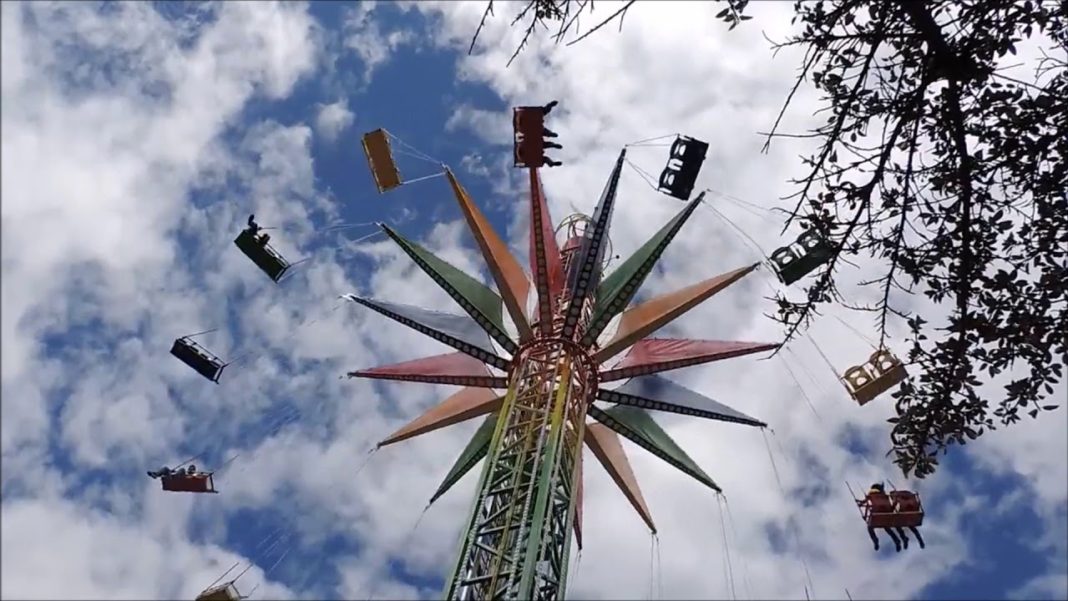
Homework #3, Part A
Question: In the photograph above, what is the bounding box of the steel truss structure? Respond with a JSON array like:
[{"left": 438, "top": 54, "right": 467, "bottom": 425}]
[{"left": 346, "top": 144, "right": 777, "bottom": 600}]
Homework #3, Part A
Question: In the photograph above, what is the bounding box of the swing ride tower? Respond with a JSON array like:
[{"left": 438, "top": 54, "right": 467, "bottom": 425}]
[
  {"left": 347, "top": 117, "right": 781, "bottom": 599},
  {"left": 443, "top": 211, "right": 599, "bottom": 599},
  {"left": 170, "top": 116, "right": 914, "bottom": 600}
]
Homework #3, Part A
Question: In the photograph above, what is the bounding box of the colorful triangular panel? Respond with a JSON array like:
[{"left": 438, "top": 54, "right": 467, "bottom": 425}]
[
  {"left": 380, "top": 224, "right": 516, "bottom": 353},
  {"left": 429, "top": 413, "right": 497, "bottom": 505},
  {"left": 599, "top": 338, "right": 778, "bottom": 382},
  {"left": 345, "top": 295, "right": 509, "bottom": 370},
  {"left": 589, "top": 404, "right": 720, "bottom": 493},
  {"left": 584, "top": 422, "right": 656, "bottom": 533},
  {"left": 561, "top": 149, "right": 626, "bottom": 340},
  {"left": 597, "top": 375, "right": 765, "bottom": 427},
  {"left": 347, "top": 352, "right": 506, "bottom": 388},
  {"left": 447, "top": 169, "right": 533, "bottom": 342},
  {"left": 529, "top": 168, "right": 565, "bottom": 336},
  {"left": 378, "top": 387, "right": 504, "bottom": 447},
  {"left": 596, "top": 264, "right": 760, "bottom": 361},
  {"left": 583, "top": 194, "right": 704, "bottom": 346}
]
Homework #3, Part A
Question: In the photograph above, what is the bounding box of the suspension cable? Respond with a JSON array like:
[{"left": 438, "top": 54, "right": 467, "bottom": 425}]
[
  {"left": 648, "top": 533, "right": 656, "bottom": 600},
  {"left": 775, "top": 354, "right": 824, "bottom": 421},
  {"left": 365, "top": 505, "right": 430, "bottom": 601},
  {"left": 833, "top": 313, "right": 880, "bottom": 349},
  {"left": 625, "top": 133, "right": 680, "bottom": 147},
  {"left": 624, "top": 158, "right": 661, "bottom": 191},
  {"left": 715, "top": 495, "right": 738, "bottom": 601},
  {"left": 723, "top": 499, "right": 756, "bottom": 600},
  {"left": 806, "top": 332, "right": 842, "bottom": 384},
  {"left": 566, "top": 549, "right": 583, "bottom": 597},
  {"left": 699, "top": 201, "right": 772, "bottom": 263},
  {"left": 654, "top": 534, "right": 664, "bottom": 600},
  {"left": 761, "top": 430, "right": 817, "bottom": 597}
]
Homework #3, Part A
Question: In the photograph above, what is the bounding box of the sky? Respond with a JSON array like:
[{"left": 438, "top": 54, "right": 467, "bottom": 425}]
[{"left": 1, "top": 1, "right": 1065, "bottom": 600}]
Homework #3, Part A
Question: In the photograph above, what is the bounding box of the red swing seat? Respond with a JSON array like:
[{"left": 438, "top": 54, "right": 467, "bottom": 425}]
[{"left": 161, "top": 472, "right": 218, "bottom": 494}]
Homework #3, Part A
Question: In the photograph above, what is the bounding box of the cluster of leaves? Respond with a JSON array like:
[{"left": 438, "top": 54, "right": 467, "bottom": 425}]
[
  {"left": 473, "top": 0, "right": 1068, "bottom": 479},
  {"left": 760, "top": 0, "right": 1067, "bottom": 478},
  {"left": 470, "top": 0, "right": 752, "bottom": 64}
]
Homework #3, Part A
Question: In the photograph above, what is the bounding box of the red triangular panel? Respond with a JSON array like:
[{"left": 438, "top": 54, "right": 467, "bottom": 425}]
[
  {"left": 599, "top": 338, "right": 778, "bottom": 382},
  {"left": 347, "top": 352, "right": 506, "bottom": 388},
  {"left": 530, "top": 168, "right": 565, "bottom": 336}
]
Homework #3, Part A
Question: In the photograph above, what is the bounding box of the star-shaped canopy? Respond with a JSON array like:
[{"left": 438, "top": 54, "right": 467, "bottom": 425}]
[{"left": 346, "top": 153, "right": 776, "bottom": 545}]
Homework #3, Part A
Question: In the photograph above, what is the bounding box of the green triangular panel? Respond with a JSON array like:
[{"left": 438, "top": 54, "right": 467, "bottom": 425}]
[
  {"left": 383, "top": 224, "right": 515, "bottom": 354},
  {"left": 429, "top": 413, "right": 497, "bottom": 504},
  {"left": 589, "top": 404, "right": 720, "bottom": 492},
  {"left": 584, "top": 194, "right": 703, "bottom": 345}
]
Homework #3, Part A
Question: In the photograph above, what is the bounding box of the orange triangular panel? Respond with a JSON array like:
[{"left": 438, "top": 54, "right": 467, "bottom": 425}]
[
  {"left": 379, "top": 387, "right": 504, "bottom": 447},
  {"left": 600, "top": 338, "right": 779, "bottom": 382},
  {"left": 529, "top": 168, "right": 565, "bottom": 336},
  {"left": 347, "top": 352, "right": 506, "bottom": 388},
  {"left": 584, "top": 423, "right": 656, "bottom": 533},
  {"left": 596, "top": 263, "right": 760, "bottom": 362},
  {"left": 447, "top": 169, "right": 532, "bottom": 342},
  {"left": 573, "top": 448, "right": 584, "bottom": 549}
]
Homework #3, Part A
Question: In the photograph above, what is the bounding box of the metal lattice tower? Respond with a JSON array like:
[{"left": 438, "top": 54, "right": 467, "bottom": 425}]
[
  {"left": 346, "top": 148, "right": 777, "bottom": 601},
  {"left": 445, "top": 216, "right": 598, "bottom": 600}
]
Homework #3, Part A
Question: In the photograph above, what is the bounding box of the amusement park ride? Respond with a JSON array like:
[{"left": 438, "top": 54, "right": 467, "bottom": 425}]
[{"left": 164, "top": 101, "right": 925, "bottom": 600}]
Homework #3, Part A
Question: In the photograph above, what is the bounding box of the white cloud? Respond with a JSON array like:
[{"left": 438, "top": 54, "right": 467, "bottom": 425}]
[
  {"left": 406, "top": 1, "right": 1067, "bottom": 599},
  {"left": 342, "top": 1, "right": 416, "bottom": 84},
  {"left": 2, "top": 1, "right": 1063, "bottom": 600},
  {"left": 314, "top": 98, "right": 355, "bottom": 142}
]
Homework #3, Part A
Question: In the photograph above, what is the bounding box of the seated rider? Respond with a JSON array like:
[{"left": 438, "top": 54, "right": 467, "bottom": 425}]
[
  {"left": 147, "top": 466, "right": 174, "bottom": 479},
  {"left": 858, "top": 483, "right": 903, "bottom": 552},
  {"left": 246, "top": 214, "right": 261, "bottom": 236},
  {"left": 890, "top": 490, "right": 926, "bottom": 549},
  {"left": 147, "top": 465, "right": 199, "bottom": 479}
]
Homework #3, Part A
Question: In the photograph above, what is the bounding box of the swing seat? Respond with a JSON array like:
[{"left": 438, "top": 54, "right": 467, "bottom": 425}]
[
  {"left": 161, "top": 472, "right": 218, "bottom": 494},
  {"left": 656, "top": 135, "right": 708, "bottom": 201},
  {"left": 170, "top": 337, "right": 226, "bottom": 384},
  {"left": 867, "top": 508, "right": 924, "bottom": 529},
  {"left": 513, "top": 106, "right": 546, "bottom": 168},
  {"left": 362, "top": 129, "right": 403, "bottom": 193},
  {"left": 195, "top": 582, "right": 244, "bottom": 601},
  {"left": 889, "top": 491, "right": 924, "bottom": 527},
  {"left": 769, "top": 230, "right": 834, "bottom": 286},
  {"left": 844, "top": 350, "right": 908, "bottom": 405},
  {"left": 234, "top": 229, "right": 290, "bottom": 283},
  {"left": 863, "top": 490, "right": 925, "bottom": 528}
]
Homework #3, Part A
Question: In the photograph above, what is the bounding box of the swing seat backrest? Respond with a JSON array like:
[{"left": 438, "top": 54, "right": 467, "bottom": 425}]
[
  {"left": 196, "top": 582, "right": 243, "bottom": 601},
  {"left": 656, "top": 135, "right": 707, "bottom": 201},
  {"left": 769, "top": 231, "right": 833, "bottom": 286},
  {"left": 890, "top": 491, "right": 921, "bottom": 511},
  {"left": 234, "top": 230, "right": 290, "bottom": 283},
  {"left": 170, "top": 338, "right": 225, "bottom": 383},
  {"left": 865, "top": 493, "right": 901, "bottom": 528},
  {"left": 847, "top": 350, "right": 908, "bottom": 406},
  {"left": 513, "top": 107, "right": 546, "bottom": 168},
  {"left": 843, "top": 364, "right": 878, "bottom": 405},
  {"left": 889, "top": 490, "right": 924, "bottom": 528},
  {"left": 361, "top": 129, "right": 402, "bottom": 193},
  {"left": 870, "top": 506, "right": 924, "bottom": 529},
  {"left": 161, "top": 472, "right": 217, "bottom": 494}
]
